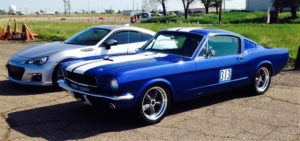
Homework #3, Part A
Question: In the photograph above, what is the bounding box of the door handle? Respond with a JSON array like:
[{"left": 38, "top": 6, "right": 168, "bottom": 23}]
[
  {"left": 80, "top": 48, "right": 95, "bottom": 52},
  {"left": 238, "top": 55, "right": 245, "bottom": 60}
]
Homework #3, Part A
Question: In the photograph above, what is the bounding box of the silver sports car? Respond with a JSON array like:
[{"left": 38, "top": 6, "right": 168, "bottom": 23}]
[{"left": 6, "top": 25, "right": 155, "bottom": 86}]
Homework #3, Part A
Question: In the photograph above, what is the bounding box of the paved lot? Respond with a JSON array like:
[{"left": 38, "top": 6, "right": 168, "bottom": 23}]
[{"left": 0, "top": 41, "right": 299, "bottom": 141}]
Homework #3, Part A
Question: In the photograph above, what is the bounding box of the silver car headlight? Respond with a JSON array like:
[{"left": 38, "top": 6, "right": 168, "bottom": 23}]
[
  {"left": 110, "top": 78, "right": 119, "bottom": 91},
  {"left": 25, "top": 56, "right": 48, "bottom": 66}
]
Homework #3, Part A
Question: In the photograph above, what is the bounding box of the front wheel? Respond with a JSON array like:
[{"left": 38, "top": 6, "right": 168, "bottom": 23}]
[
  {"left": 52, "top": 66, "right": 63, "bottom": 87},
  {"left": 250, "top": 66, "right": 271, "bottom": 95},
  {"left": 136, "top": 85, "right": 170, "bottom": 124}
]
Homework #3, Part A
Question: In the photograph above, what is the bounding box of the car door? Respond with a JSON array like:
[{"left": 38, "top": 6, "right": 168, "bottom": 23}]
[
  {"left": 99, "top": 31, "right": 130, "bottom": 55},
  {"left": 192, "top": 35, "right": 248, "bottom": 95},
  {"left": 127, "top": 31, "right": 153, "bottom": 54}
]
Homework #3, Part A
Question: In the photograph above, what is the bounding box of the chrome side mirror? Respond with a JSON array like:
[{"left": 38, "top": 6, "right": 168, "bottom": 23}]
[{"left": 207, "top": 48, "right": 216, "bottom": 58}]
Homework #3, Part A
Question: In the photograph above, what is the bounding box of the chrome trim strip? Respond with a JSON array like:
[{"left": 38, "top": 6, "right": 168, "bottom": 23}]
[
  {"left": 61, "top": 70, "right": 98, "bottom": 88},
  {"left": 58, "top": 80, "right": 134, "bottom": 101},
  {"left": 186, "top": 77, "right": 249, "bottom": 91},
  {"left": 65, "top": 77, "right": 97, "bottom": 88}
]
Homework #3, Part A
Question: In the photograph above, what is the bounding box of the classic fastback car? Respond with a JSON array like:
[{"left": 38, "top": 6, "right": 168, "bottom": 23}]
[
  {"left": 6, "top": 25, "right": 155, "bottom": 86},
  {"left": 58, "top": 28, "right": 289, "bottom": 124}
]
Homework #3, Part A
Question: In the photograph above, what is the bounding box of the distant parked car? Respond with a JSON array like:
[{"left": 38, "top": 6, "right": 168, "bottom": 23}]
[
  {"left": 6, "top": 25, "right": 155, "bottom": 86},
  {"left": 58, "top": 28, "right": 288, "bottom": 124}
]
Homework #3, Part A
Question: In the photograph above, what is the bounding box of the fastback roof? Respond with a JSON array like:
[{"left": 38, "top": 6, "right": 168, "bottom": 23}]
[{"left": 164, "top": 27, "right": 241, "bottom": 36}]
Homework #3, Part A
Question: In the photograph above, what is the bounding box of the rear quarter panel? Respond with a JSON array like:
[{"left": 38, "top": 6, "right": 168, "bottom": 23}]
[{"left": 247, "top": 47, "right": 289, "bottom": 78}]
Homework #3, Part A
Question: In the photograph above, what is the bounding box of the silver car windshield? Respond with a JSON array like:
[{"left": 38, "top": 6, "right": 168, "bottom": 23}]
[
  {"left": 142, "top": 32, "right": 203, "bottom": 57},
  {"left": 64, "top": 28, "right": 110, "bottom": 46}
]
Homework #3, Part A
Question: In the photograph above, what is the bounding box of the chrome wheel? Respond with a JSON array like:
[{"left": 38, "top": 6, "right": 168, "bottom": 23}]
[
  {"left": 255, "top": 67, "right": 270, "bottom": 93},
  {"left": 141, "top": 86, "right": 168, "bottom": 121}
]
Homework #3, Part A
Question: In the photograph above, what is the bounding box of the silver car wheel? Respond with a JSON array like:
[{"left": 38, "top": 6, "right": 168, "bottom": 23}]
[
  {"left": 255, "top": 67, "right": 270, "bottom": 93},
  {"left": 56, "top": 68, "right": 63, "bottom": 81},
  {"left": 142, "top": 86, "right": 168, "bottom": 121}
]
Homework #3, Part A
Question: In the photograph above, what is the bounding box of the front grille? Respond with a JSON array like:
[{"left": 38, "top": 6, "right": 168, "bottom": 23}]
[
  {"left": 63, "top": 70, "right": 97, "bottom": 87},
  {"left": 65, "top": 79, "right": 99, "bottom": 94},
  {"left": 7, "top": 64, "right": 25, "bottom": 80}
]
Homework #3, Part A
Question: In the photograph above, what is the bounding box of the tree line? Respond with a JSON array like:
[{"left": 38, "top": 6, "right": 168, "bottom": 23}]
[
  {"left": 156, "top": 0, "right": 223, "bottom": 19},
  {"left": 155, "top": 0, "right": 299, "bottom": 20}
]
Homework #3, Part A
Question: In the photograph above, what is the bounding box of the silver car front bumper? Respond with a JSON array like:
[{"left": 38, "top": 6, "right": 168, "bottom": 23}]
[
  {"left": 58, "top": 80, "right": 134, "bottom": 101},
  {"left": 7, "top": 61, "right": 57, "bottom": 86},
  {"left": 8, "top": 76, "right": 52, "bottom": 86}
]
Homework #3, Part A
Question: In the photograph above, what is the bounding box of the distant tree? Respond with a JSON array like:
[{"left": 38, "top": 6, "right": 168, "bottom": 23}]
[
  {"left": 218, "top": 0, "right": 222, "bottom": 24},
  {"left": 199, "top": 0, "right": 213, "bottom": 14},
  {"left": 181, "top": 0, "right": 195, "bottom": 19},
  {"left": 211, "top": 0, "right": 221, "bottom": 14},
  {"left": 156, "top": 0, "right": 168, "bottom": 16},
  {"left": 143, "top": 0, "right": 158, "bottom": 12},
  {"left": 0, "top": 10, "right": 7, "bottom": 15},
  {"left": 273, "top": 0, "right": 299, "bottom": 18}
]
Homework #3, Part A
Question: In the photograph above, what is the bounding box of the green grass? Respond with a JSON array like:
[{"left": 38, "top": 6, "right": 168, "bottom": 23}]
[
  {"left": 0, "top": 21, "right": 299, "bottom": 59},
  {"left": 142, "top": 11, "right": 300, "bottom": 24}
]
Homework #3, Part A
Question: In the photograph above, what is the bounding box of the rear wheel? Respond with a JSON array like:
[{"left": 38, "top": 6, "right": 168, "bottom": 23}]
[
  {"left": 251, "top": 66, "right": 271, "bottom": 95},
  {"left": 137, "top": 85, "right": 170, "bottom": 124}
]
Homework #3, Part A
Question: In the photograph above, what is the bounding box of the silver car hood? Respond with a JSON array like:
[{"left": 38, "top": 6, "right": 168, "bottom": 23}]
[{"left": 16, "top": 42, "right": 85, "bottom": 58}]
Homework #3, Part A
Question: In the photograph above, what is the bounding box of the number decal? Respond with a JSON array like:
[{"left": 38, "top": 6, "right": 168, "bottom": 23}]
[{"left": 220, "top": 69, "right": 232, "bottom": 82}]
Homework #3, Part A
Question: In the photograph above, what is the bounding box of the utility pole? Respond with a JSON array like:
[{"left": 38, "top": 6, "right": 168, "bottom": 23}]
[
  {"left": 223, "top": 0, "right": 225, "bottom": 11},
  {"left": 88, "top": 0, "right": 91, "bottom": 14},
  {"left": 133, "top": 0, "right": 135, "bottom": 10}
]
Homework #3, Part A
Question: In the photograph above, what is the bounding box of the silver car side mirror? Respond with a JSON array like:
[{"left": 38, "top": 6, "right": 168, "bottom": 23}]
[{"left": 103, "top": 39, "right": 118, "bottom": 50}]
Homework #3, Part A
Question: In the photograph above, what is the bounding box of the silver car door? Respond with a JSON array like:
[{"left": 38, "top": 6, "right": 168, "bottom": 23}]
[{"left": 99, "top": 31, "right": 129, "bottom": 55}]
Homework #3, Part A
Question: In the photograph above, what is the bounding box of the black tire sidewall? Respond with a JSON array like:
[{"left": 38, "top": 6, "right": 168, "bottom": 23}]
[{"left": 52, "top": 65, "right": 62, "bottom": 87}]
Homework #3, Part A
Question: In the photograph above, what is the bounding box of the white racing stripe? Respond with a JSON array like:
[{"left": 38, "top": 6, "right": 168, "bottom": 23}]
[
  {"left": 73, "top": 52, "right": 168, "bottom": 74},
  {"left": 167, "top": 28, "right": 181, "bottom": 31},
  {"left": 66, "top": 59, "right": 102, "bottom": 72},
  {"left": 179, "top": 28, "right": 200, "bottom": 32}
]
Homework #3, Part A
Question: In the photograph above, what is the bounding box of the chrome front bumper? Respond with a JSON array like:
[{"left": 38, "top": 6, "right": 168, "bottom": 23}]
[{"left": 58, "top": 80, "right": 134, "bottom": 101}]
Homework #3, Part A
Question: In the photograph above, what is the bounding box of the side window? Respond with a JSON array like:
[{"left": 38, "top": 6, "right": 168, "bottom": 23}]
[
  {"left": 198, "top": 45, "right": 207, "bottom": 57},
  {"left": 108, "top": 31, "right": 129, "bottom": 45},
  {"left": 151, "top": 35, "right": 187, "bottom": 50},
  {"left": 208, "top": 36, "right": 240, "bottom": 57},
  {"left": 244, "top": 39, "right": 257, "bottom": 50},
  {"left": 128, "top": 31, "right": 141, "bottom": 43},
  {"left": 141, "top": 33, "right": 153, "bottom": 41}
]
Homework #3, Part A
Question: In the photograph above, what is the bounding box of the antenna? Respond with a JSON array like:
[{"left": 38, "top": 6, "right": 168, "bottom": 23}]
[{"left": 63, "top": 0, "right": 71, "bottom": 14}]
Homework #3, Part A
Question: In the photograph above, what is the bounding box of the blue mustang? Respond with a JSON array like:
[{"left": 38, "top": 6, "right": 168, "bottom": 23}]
[{"left": 58, "top": 28, "right": 289, "bottom": 124}]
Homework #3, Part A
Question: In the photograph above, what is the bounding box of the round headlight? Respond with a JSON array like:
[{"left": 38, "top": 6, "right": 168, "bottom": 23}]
[{"left": 110, "top": 78, "right": 119, "bottom": 91}]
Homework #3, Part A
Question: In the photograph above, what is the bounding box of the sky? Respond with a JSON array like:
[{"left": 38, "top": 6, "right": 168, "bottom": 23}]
[{"left": 0, "top": 0, "right": 246, "bottom": 13}]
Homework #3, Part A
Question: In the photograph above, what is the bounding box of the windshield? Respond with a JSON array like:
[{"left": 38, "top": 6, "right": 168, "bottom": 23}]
[
  {"left": 142, "top": 32, "right": 203, "bottom": 57},
  {"left": 64, "top": 28, "right": 110, "bottom": 45}
]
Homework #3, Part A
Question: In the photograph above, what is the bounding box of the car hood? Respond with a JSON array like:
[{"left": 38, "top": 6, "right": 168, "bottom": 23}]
[
  {"left": 16, "top": 42, "right": 85, "bottom": 58},
  {"left": 64, "top": 52, "right": 189, "bottom": 75}
]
